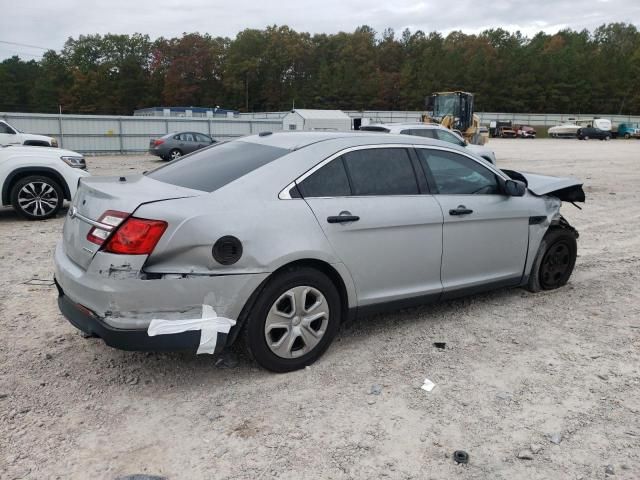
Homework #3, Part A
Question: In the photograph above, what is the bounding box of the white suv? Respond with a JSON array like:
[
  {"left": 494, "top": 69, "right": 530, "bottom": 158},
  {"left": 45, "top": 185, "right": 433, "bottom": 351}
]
[
  {"left": 0, "top": 145, "right": 89, "bottom": 220},
  {"left": 360, "top": 123, "right": 497, "bottom": 164},
  {"left": 0, "top": 120, "right": 58, "bottom": 147}
]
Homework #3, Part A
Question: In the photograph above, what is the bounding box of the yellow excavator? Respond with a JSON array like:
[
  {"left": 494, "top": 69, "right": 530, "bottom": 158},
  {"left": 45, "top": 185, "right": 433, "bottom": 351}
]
[{"left": 422, "top": 91, "right": 487, "bottom": 145}]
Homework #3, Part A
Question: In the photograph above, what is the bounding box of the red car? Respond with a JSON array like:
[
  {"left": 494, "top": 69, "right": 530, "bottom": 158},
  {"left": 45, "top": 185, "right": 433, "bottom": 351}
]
[{"left": 517, "top": 126, "right": 537, "bottom": 138}]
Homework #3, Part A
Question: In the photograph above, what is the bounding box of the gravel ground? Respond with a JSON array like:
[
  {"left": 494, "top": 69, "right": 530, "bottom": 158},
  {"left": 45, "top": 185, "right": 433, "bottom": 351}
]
[{"left": 1, "top": 139, "right": 639, "bottom": 479}]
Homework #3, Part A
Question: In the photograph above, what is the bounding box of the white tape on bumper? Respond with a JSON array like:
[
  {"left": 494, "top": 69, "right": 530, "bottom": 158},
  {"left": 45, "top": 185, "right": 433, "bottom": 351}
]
[{"left": 147, "top": 305, "right": 236, "bottom": 354}]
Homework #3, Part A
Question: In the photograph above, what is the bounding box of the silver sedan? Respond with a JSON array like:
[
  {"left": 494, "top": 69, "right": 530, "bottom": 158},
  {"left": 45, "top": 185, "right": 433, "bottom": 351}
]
[{"left": 55, "top": 132, "right": 584, "bottom": 372}]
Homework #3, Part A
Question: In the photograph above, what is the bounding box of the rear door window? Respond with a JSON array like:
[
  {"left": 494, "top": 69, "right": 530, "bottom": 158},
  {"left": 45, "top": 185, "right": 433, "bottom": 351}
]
[
  {"left": 343, "top": 148, "right": 419, "bottom": 196},
  {"left": 297, "top": 157, "right": 351, "bottom": 197},
  {"left": 400, "top": 128, "right": 436, "bottom": 139},
  {"left": 147, "top": 141, "right": 289, "bottom": 192}
]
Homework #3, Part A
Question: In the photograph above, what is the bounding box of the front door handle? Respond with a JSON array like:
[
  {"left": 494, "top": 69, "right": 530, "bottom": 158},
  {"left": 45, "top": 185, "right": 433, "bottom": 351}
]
[
  {"left": 449, "top": 205, "right": 473, "bottom": 216},
  {"left": 327, "top": 211, "right": 360, "bottom": 223}
]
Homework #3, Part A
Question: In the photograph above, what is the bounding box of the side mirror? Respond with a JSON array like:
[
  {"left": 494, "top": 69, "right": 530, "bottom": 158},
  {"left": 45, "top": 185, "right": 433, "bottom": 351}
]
[{"left": 504, "top": 179, "right": 526, "bottom": 197}]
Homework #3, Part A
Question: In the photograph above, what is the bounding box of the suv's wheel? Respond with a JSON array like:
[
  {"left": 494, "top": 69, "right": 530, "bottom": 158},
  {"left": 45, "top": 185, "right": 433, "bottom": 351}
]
[
  {"left": 527, "top": 228, "right": 577, "bottom": 292},
  {"left": 169, "top": 149, "right": 182, "bottom": 160},
  {"left": 244, "top": 267, "right": 341, "bottom": 372},
  {"left": 583, "top": 135, "right": 589, "bottom": 140},
  {"left": 10, "top": 175, "right": 64, "bottom": 220}
]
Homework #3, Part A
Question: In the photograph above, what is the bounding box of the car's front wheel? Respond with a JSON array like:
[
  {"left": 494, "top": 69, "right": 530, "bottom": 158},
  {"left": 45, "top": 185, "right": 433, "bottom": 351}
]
[
  {"left": 244, "top": 267, "right": 341, "bottom": 372},
  {"left": 527, "top": 228, "right": 577, "bottom": 292},
  {"left": 10, "top": 175, "right": 64, "bottom": 220}
]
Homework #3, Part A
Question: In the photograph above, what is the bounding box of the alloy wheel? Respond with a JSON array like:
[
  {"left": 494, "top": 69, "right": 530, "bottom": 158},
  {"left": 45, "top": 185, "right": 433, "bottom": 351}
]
[
  {"left": 17, "top": 181, "right": 59, "bottom": 217},
  {"left": 264, "top": 286, "right": 330, "bottom": 359}
]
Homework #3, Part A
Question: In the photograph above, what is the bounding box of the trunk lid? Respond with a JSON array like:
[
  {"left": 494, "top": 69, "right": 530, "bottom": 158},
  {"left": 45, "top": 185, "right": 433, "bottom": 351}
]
[
  {"left": 62, "top": 174, "right": 203, "bottom": 269},
  {"left": 502, "top": 169, "right": 585, "bottom": 203}
]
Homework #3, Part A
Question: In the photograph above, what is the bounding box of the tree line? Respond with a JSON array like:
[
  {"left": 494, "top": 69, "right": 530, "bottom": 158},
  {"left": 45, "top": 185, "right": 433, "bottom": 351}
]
[{"left": 1, "top": 23, "right": 639, "bottom": 115}]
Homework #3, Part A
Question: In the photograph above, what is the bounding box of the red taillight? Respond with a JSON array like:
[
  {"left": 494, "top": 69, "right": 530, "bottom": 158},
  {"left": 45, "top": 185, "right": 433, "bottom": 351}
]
[
  {"left": 153, "top": 139, "right": 164, "bottom": 146},
  {"left": 103, "top": 217, "right": 167, "bottom": 255},
  {"left": 87, "top": 210, "right": 129, "bottom": 245}
]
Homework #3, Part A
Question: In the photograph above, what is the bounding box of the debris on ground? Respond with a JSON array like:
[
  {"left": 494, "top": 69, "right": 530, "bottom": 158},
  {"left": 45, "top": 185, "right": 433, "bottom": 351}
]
[
  {"left": 530, "top": 443, "right": 543, "bottom": 454},
  {"left": 433, "top": 342, "right": 446, "bottom": 349},
  {"left": 605, "top": 464, "right": 615, "bottom": 475},
  {"left": 496, "top": 391, "right": 513, "bottom": 401},
  {"left": 517, "top": 450, "right": 534, "bottom": 460},
  {"left": 549, "top": 433, "right": 563, "bottom": 445},
  {"left": 421, "top": 378, "right": 435, "bottom": 392},
  {"left": 21, "top": 278, "right": 55, "bottom": 286},
  {"left": 453, "top": 450, "right": 469, "bottom": 464},
  {"left": 369, "top": 384, "right": 382, "bottom": 395}
]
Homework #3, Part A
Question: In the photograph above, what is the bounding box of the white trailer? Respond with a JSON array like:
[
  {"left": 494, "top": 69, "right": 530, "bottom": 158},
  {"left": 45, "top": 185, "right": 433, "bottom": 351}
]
[{"left": 282, "top": 109, "right": 351, "bottom": 132}]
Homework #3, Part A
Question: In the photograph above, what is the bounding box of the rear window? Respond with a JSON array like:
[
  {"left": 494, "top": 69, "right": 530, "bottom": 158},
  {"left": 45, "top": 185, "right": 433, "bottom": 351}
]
[{"left": 147, "top": 141, "right": 289, "bottom": 192}]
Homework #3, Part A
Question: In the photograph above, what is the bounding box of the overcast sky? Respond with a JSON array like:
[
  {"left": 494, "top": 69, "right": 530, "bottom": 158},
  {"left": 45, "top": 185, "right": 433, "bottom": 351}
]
[{"left": 2, "top": 0, "right": 639, "bottom": 60}]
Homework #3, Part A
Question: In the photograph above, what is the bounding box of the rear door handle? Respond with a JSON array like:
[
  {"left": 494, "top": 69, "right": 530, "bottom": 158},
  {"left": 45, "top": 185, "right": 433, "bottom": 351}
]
[
  {"left": 449, "top": 205, "right": 473, "bottom": 216},
  {"left": 327, "top": 212, "right": 360, "bottom": 223}
]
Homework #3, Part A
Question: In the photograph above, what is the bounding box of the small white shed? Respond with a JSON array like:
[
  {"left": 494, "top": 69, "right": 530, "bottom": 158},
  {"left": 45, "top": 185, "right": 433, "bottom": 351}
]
[{"left": 282, "top": 109, "right": 351, "bottom": 132}]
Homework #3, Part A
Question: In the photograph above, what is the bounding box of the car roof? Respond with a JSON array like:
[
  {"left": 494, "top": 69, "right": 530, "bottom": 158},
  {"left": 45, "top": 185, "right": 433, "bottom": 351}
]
[
  {"left": 238, "top": 130, "right": 468, "bottom": 153},
  {"left": 162, "top": 131, "right": 209, "bottom": 137},
  {"left": 363, "top": 122, "right": 442, "bottom": 130}
]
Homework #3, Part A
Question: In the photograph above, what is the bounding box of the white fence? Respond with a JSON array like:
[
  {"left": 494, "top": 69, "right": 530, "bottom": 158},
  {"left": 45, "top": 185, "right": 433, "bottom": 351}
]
[{"left": 3, "top": 110, "right": 640, "bottom": 154}]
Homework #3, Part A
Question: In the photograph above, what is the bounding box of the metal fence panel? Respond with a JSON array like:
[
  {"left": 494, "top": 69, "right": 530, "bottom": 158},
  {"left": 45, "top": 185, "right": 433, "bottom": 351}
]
[
  {"left": 0, "top": 112, "right": 283, "bottom": 154},
  {"left": 2, "top": 111, "right": 639, "bottom": 154}
]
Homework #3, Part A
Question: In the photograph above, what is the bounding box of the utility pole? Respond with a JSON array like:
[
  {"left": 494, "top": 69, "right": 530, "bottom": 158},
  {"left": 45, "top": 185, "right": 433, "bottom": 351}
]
[
  {"left": 245, "top": 72, "right": 249, "bottom": 112},
  {"left": 58, "top": 104, "right": 64, "bottom": 149}
]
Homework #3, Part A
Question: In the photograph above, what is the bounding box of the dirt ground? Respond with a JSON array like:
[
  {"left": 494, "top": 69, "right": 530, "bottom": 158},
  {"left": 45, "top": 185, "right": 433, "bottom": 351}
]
[{"left": 1, "top": 138, "right": 639, "bottom": 480}]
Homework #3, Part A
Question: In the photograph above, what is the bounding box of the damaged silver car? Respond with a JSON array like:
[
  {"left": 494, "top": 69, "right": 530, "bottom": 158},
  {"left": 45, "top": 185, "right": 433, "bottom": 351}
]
[{"left": 54, "top": 132, "right": 585, "bottom": 372}]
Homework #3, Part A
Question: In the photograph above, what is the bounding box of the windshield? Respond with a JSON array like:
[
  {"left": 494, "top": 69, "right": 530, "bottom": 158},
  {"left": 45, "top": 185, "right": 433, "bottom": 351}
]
[
  {"left": 147, "top": 140, "right": 289, "bottom": 192},
  {"left": 432, "top": 95, "right": 460, "bottom": 119}
]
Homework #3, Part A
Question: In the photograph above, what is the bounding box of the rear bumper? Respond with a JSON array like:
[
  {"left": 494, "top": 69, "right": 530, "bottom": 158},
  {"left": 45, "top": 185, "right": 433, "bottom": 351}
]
[
  {"left": 56, "top": 283, "right": 201, "bottom": 352},
  {"left": 148, "top": 146, "right": 167, "bottom": 157},
  {"left": 53, "top": 241, "right": 269, "bottom": 352}
]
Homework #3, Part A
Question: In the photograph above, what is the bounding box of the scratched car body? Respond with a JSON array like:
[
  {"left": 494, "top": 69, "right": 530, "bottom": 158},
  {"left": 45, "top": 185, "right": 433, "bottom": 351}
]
[{"left": 54, "top": 132, "right": 585, "bottom": 372}]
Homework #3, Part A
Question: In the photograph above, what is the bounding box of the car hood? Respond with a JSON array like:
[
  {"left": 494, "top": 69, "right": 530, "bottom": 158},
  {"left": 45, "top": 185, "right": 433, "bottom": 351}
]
[
  {"left": 502, "top": 169, "right": 585, "bottom": 202},
  {"left": 23, "top": 133, "right": 54, "bottom": 142}
]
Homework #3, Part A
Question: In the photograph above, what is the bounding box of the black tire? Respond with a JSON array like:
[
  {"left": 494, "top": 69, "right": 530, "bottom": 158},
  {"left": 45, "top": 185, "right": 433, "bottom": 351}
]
[
  {"left": 583, "top": 135, "right": 589, "bottom": 140},
  {"left": 527, "top": 228, "right": 577, "bottom": 293},
  {"left": 169, "top": 149, "right": 182, "bottom": 160},
  {"left": 243, "top": 267, "right": 341, "bottom": 372},
  {"left": 10, "top": 175, "right": 64, "bottom": 220},
  {"left": 624, "top": 133, "right": 630, "bottom": 139},
  {"left": 605, "top": 135, "right": 611, "bottom": 141}
]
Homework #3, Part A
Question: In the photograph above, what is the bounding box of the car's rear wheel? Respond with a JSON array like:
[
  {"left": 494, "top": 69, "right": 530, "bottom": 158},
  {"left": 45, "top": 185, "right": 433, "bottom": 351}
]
[
  {"left": 169, "top": 149, "right": 182, "bottom": 160},
  {"left": 605, "top": 135, "right": 611, "bottom": 141},
  {"left": 527, "top": 228, "right": 577, "bottom": 292},
  {"left": 244, "top": 267, "right": 341, "bottom": 372},
  {"left": 583, "top": 135, "right": 589, "bottom": 140},
  {"left": 10, "top": 175, "right": 64, "bottom": 220}
]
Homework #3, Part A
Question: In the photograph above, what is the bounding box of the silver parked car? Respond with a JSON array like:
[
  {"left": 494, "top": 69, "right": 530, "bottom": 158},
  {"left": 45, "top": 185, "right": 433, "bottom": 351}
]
[
  {"left": 55, "top": 132, "right": 584, "bottom": 372},
  {"left": 149, "top": 131, "right": 216, "bottom": 160},
  {"left": 360, "top": 123, "right": 497, "bottom": 164}
]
